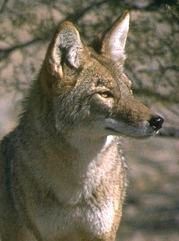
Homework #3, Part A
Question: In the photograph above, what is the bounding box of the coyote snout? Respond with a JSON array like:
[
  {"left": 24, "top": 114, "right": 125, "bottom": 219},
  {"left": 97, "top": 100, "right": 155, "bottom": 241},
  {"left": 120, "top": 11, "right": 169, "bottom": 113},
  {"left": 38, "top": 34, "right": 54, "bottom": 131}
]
[
  {"left": 104, "top": 94, "right": 164, "bottom": 138},
  {"left": 0, "top": 11, "right": 164, "bottom": 241}
]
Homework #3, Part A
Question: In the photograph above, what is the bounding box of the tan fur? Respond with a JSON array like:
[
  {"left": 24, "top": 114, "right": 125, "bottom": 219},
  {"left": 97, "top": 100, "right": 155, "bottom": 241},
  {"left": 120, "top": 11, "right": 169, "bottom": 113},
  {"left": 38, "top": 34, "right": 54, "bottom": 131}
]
[{"left": 0, "top": 11, "right": 164, "bottom": 241}]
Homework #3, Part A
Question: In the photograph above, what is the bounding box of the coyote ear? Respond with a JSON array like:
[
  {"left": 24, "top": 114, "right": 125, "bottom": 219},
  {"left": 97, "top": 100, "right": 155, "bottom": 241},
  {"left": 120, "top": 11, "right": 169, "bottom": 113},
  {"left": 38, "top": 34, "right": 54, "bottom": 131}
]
[
  {"left": 46, "top": 21, "right": 86, "bottom": 77},
  {"left": 101, "top": 11, "right": 130, "bottom": 62}
]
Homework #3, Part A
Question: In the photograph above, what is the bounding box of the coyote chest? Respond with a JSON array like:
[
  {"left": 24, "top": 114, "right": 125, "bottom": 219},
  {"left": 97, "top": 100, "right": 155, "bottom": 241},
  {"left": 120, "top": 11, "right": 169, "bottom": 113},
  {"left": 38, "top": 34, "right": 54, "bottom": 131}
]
[
  {"left": 33, "top": 136, "right": 124, "bottom": 240},
  {"left": 35, "top": 196, "right": 120, "bottom": 240}
]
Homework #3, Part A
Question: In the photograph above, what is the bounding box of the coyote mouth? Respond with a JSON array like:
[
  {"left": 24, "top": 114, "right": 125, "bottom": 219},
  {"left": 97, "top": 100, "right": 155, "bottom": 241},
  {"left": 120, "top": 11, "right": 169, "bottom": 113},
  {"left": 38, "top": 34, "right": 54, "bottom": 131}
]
[
  {"left": 105, "top": 126, "right": 156, "bottom": 138},
  {"left": 104, "top": 118, "right": 156, "bottom": 138}
]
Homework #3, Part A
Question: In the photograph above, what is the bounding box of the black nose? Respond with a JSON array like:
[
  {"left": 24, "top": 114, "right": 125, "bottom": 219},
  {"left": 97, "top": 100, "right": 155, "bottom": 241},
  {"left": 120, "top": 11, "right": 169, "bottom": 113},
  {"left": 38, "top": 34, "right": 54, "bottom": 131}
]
[{"left": 149, "top": 116, "right": 164, "bottom": 131}]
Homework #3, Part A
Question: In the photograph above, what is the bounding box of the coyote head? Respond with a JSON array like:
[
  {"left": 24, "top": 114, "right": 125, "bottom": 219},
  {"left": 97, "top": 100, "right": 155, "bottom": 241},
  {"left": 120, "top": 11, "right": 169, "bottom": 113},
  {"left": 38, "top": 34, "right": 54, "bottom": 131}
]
[{"left": 40, "top": 11, "right": 164, "bottom": 138}]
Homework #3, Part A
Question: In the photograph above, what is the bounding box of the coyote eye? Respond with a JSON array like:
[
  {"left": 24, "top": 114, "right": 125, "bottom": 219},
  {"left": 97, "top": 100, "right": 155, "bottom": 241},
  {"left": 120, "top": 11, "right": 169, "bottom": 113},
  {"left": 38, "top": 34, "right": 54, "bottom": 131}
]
[{"left": 99, "top": 91, "right": 113, "bottom": 98}]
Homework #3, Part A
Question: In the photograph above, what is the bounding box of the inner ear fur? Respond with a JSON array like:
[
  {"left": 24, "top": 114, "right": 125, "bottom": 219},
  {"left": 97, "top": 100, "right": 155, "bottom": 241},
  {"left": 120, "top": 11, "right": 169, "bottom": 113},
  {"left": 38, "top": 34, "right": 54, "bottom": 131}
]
[
  {"left": 101, "top": 11, "right": 130, "bottom": 62},
  {"left": 45, "top": 21, "right": 87, "bottom": 78}
]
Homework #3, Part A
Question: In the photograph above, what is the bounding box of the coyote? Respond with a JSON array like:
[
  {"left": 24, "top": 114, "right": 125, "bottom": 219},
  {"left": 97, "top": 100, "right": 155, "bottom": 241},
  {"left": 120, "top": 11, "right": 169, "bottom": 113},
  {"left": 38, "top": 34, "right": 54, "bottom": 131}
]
[{"left": 0, "top": 11, "right": 164, "bottom": 241}]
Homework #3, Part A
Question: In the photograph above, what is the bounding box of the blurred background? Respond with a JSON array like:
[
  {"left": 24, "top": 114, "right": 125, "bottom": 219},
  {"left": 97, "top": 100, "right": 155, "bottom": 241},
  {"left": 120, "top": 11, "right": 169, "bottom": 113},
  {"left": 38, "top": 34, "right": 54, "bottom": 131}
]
[{"left": 0, "top": 0, "right": 179, "bottom": 240}]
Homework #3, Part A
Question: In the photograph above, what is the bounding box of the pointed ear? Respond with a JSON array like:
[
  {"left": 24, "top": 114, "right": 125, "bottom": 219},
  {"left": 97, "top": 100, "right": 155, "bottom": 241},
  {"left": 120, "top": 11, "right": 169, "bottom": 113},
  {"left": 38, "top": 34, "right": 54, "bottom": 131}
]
[
  {"left": 45, "top": 21, "right": 87, "bottom": 77},
  {"left": 101, "top": 11, "right": 130, "bottom": 62}
]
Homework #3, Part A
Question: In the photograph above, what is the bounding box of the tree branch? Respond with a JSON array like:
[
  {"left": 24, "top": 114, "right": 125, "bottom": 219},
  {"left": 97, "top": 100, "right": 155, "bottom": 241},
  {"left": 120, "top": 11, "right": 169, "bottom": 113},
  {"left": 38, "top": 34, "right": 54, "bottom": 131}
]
[
  {"left": 133, "top": 88, "right": 179, "bottom": 104},
  {"left": 60, "top": 0, "right": 106, "bottom": 23},
  {"left": 0, "top": 37, "right": 42, "bottom": 59},
  {"left": 0, "top": 0, "right": 9, "bottom": 13}
]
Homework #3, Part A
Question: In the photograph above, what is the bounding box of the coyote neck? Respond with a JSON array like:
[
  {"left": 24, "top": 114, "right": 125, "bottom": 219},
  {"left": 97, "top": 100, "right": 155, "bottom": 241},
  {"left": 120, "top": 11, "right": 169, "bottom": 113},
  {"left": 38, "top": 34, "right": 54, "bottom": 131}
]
[
  {"left": 24, "top": 129, "right": 120, "bottom": 204},
  {"left": 53, "top": 134, "right": 121, "bottom": 204},
  {"left": 64, "top": 133, "right": 114, "bottom": 161}
]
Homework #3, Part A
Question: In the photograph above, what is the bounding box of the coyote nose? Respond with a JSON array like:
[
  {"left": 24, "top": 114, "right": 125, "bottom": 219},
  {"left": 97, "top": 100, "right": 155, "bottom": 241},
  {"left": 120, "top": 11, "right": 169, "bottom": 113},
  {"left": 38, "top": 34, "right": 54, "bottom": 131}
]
[{"left": 148, "top": 116, "right": 164, "bottom": 131}]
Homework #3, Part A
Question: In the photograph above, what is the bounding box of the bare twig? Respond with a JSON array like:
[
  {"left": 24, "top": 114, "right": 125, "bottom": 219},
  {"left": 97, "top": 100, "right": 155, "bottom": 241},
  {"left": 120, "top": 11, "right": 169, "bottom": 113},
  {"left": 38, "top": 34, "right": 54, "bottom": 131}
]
[
  {"left": 0, "top": 37, "right": 42, "bottom": 59},
  {"left": 0, "top": 0, "right": 9, "bottom": 13},
  {"left": 133, "top": 88, "right": 179, "bottom": 104}
]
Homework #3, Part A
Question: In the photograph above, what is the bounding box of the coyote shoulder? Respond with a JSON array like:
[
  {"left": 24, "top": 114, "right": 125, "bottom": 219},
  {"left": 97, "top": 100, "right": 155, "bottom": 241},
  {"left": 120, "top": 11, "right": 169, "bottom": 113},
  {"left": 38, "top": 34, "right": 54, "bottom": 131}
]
[{"left": 0, "top": 11, "right": 163, "bottom": 241}]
